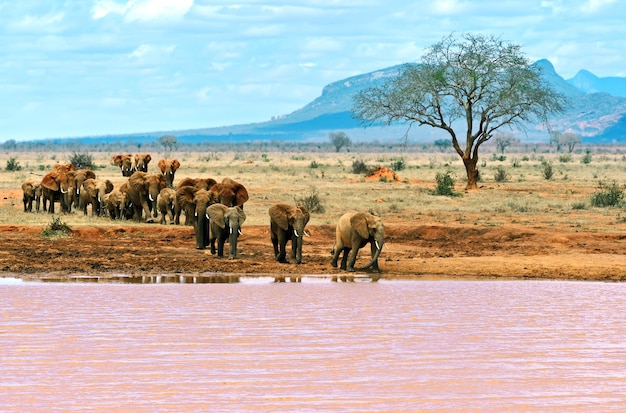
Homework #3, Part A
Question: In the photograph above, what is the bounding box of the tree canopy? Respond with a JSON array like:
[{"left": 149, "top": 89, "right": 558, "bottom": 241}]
[
  {"left": 353, "top": 33, "right": 566, "bottom": 189},
  {"left": 329, "top": 131, "right": 351, "bottom": 152}
]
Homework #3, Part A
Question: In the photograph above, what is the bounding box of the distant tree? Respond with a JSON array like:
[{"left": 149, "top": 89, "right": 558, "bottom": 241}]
[
  {"left": 69, "top": 152, "right": 94, "bottom": 169},
  {"left": 433, "top": 139, "right": 450, "bottom": 152},
  {"left": 551, "top": 131, "right": 581, "bottom": 153},
  {"left": 2, "top": 139, "right": 17, "bottom": 150},
  {"left": 353, "top": 32, "right": 566, "bottom": 190},
  {"left": 329, "top": 131, "right": 351, "bottom": 152},
  {"left": 158, "top": 135, "right": 178, "bottom": 154},
  {"left": 494, "top": 132, "right": 519, "bottom": 154}
]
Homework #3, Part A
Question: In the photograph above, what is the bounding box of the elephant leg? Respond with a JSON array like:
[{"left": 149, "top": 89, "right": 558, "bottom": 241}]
[
  {"left": 217, "top": 236, "right": 225, "bottom": 257},
  {"left": 330, "top": 244, "right": 341, "bottom": 268},
  {"left": 271, "top": 233, "right": 280, "bottom": 260},
  {"left": 277, "top": 235, "right": 288, "bottom": 263},
  {"left": 344, "top": 247, "right": 357, "bottom": 271},
  {"left": 369, "top": 242, "right": 381, "bottom": 272},
  {"left": 141, "top": 201, "right": 153, "bottom": 222}
]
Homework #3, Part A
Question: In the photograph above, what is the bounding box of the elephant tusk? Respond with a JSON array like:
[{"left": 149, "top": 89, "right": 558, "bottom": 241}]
[
  {"left": 61, "top": 188, "right": 67, "bottom": 194},
  {"left": 294, "top": 230, "right": 300, "bottom": 238},
  {"left": 230, "top": 227, "right": 233, "bottom": 235},
  {"left": 375, "top": 241, "right": 382, "bottom": 251},
  {"left": 149, "top": 193, "right": 154, "bottom": 202},
  {"left": 304, "top": 230, "right": 311, "bottom": 237},
  {"left": 238, "top": 229, "right": 242, "bottom": 235},
  {"left": 195, "top": 211, "right": 198, "bottom": 217}
]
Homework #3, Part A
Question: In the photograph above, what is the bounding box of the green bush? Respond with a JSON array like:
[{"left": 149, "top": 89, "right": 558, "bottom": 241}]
[
  {"left": 541, "top": 160, "right": 553, "bottom": 180},
  {"left": 5, "top": 157, "right": 22, "bottom": 171},
  {"left": 559, "top": 154, "right": 572, "bottom": 163},
  {"left": 351, "top": 159, "right": 369, "bottom": 174},
  {"left": 432, "top": 171, "right": 457, "bottom": 196},
  {"left": 581, "top": 150, "right": 592, "bottom": 164},
  {"left": 590, "top": 181, "right": 624, "bottom": 207},
  {"left": 390, "top": 158, "right": 406, "bottom": 171},
  {"left": 493, "top": 166, "right": 509, "bottom": 182},
  {"left": 41, "top": 217, "right": 72, "bottom": 237},
  {"left": 309, "top": 160, "right": 319, "bottom": 169},
  {"left": 69, "top": 152, "right": 94, "bottom": 169},
  {"left": 295, "top": 187, "right": 325, "bottom": 213}
]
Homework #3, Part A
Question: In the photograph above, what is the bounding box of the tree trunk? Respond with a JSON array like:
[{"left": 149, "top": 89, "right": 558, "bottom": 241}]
[{"left": 463, "top": 156, "right": 479, "bottom": 190}]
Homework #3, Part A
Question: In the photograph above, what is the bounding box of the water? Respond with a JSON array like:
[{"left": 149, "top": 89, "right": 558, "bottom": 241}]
[{"left": 2, "top": 279, "right": 626, "bottom": 412}]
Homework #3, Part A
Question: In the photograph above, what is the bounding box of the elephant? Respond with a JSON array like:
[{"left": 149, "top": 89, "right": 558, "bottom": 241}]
[
  {"left": 112, "top": 154, "right": 134, "bottom": 177},
  {"left": 176, "top": 187, "right": 217, "bottom": 245},
  {"left": 80, "top": 178, "right": 114, "bottom": 216},
  {"left": 41, "top": 163, "right": 76, "bottom": 213},
  {"left": 134, "top": 153, "right": 152, "bottom": 173},
  {"left": 330, "top": 211, "right": 384, "bottom": 276},
  {"left": 174, "top": 177, "right": 218, "bottom": 225},
  {"left": 67, "top": 168, "right": 96, "bottom": 209},
  {"left": 209, "top": 178, "right": 249, "bottom": 209},
  {"left": 127, "top": 171, "right": 167, "bottom": 222},
  {"left": 157, "top": 159, "right": 181, "bottom": 188},
  {"left": 104, "top": 188, "right": 128, "bottom": 220},
  {"left": 21, "top": 177, "right": 41, "bottom": 212},
  {"left": 269, "top": 203, "right": 310, "bottom": 265},
  {"left": 206, "top": 203, "right": 246, "bottom": 259},
  {"left": 156, "top": 187, "right": 176, "bottom": 225}
]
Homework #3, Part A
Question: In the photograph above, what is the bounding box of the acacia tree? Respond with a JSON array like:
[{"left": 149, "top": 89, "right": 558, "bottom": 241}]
[
  {"left": 353, "top": 33, "right": 566, "bottom": 189},
  {"left": 158, "top": 135, "right": 178, "bottom": 154},
  {"left": 329, "top": 131, "right": 351, "bottom": 152}
]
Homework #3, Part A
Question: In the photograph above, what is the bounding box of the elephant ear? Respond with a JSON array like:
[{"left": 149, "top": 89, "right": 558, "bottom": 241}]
[
  {"left": 350, "top": 213, "right": 370, "bottom": 239},
  {"left": 41, "top": 173, "right": 59, "bottom": 191},
  {"left": 144, "top": 154, "right": 152, "bottom": 164},
  {"left": 158, "top": 159, "right": 167, "bottom": 173},
  {"left": 112, "top": 155, "right": 123, "bottom": 167},
  {"left": 235, "top": 206, "right": 246, "bottom": 225},
  {"left": 269, "top": 204, "right": 290, "bottom": 231},
  {"left": 208, "top": 183, "right": 221, "bottom": 200},
  {"left": 104, "top": 180, "right": 114, "bottom": 194},
  {"left": 297, "top": 205, "right": 311, "bottom": 226},
  {"left": 177, "top": 186, "right": 198, "bottom": 208},
  {"left": 234, "top": 183, "right": 249, "bottom": 206},
  {"left": 85, "top": 169, "right": 96, "bottom": 180},
  {"left": 207, "top": 203, "right": 228, "bottom": 228},
  {"left": 171, "top": 159, "right": 180, "bottom": 171}
]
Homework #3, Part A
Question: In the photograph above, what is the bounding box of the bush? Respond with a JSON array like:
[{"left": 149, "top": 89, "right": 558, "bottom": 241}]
[
  {"left": 559, "top": 154, "right": 572, "bottom": 163},
  {"left": 69, "top": 152, "right": 94, "bottom": 169},
  {"left": 582, "top": 150, "right": 592, "bottom": 164},
  {"left": 309, "top": 160, "right": 319, "bottom": 169},
  {"left": 41, "top": 217, "right": 72, "bottom": 237},
  {"left": 5, "top": 157, "right": 22, "bottom": 171},
  {"left": 493, "top": 166, "right": 509, "bottom": 182},
  {"left": 295, "top": 187, "right": 325, "bottom": 213},
  {"left": 541, "top": 160, "right": 553, "bottom": 180},
  {"left": 390, "top": 158, "right": 406, "bottom": 171},
  {"left": 590, "top": 181, "right": 624, "bottom": 207},
  {"left": 351, "top": 159, "right": 369, "bottom": 174},
  {"left": 432, "top": 171, "right": 457, "bottom": 196}
]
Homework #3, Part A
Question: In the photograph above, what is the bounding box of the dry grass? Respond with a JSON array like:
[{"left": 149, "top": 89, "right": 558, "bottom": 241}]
[{"left": 1, "top": 148, "right": 626, "bottom": 233}]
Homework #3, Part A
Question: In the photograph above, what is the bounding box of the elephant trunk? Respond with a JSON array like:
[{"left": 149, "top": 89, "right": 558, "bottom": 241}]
[
  {"left": 195, "top": 212, "right": 208, "bottom": 249},
  {"left": 229, "top": 226, "right": 239, "bottom": 259},
  {"left": 294, "top": 234, "right": 303, "bottom": 264},
  {"left": 360, "top": 241, "right": 383, "bottom": 270}
]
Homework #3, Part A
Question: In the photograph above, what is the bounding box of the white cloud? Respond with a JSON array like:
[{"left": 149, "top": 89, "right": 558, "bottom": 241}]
[
  {"left": 581, "top": 0, "right": 617, "bottom": 13},
  {"left": 9, "top": 12, "right": 65, "bottom": 33},
  {"left": 92, "top": 0, "right": 194, "bottom": 22}
]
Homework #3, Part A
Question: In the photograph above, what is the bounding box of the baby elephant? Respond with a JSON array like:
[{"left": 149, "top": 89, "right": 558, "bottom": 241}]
[
  {"left": 269, "top": 203, "right": 310, "bottom": 265},
  {"left": 206, "top": 203, "right": 246, "bottom": 259},
  {"left": 156, "top": 187, "right": 176, "bottom": 225},
  {"left": 330, "top": 211, "right": 384, "bottom": 274}
]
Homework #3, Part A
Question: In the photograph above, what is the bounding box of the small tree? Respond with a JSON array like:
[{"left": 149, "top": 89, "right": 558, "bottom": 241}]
[
  {"left": 69, "top": 152, "right": 94, "bottom": 169},
  {"left": 158, "top": 135, "right": 178, "bottom": 154},
  {"left": 353, "top": 33, "right": 566, "bottom": 190},
  {"left": 551, "top": 131, "right": 581, "bottom": 153},
  {"left": 329, "top": 131, "right": 351, "bottom": 152},
  {"left": 433, "top": 139, "right": 450, "bottom": 152},
  {"left": 494, "top": 132, "right": 518, "bottom": 155}
]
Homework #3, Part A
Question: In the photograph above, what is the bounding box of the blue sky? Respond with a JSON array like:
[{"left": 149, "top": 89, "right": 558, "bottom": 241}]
[{"left": 1, "top": 0, "right": 624, "bottom": 141}]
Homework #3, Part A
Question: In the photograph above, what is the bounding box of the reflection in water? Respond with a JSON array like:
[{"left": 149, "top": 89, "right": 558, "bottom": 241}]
[{"left": 2, "top": 280, "right": 626, "bottom": 411}]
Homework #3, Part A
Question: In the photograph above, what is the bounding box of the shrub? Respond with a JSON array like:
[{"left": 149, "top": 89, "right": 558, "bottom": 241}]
[
  {"left": 5, "top": 157, "right": 22, "bottom": 171},
  {"left": 581, "top": 150, "right": 592, "bottom": 164},
  {"left": 571, "top": 201, "right": 587, "bottom": 210},
  {"left": 559, "top": 154, "right": 572, "bottom": 163},
  {"left": 590, "top": 181, "right": 624, "bottom": 207},
  {"left": 390, "top": 158, "right": 406, "bottom": 171},
  {"left": 41, "top": 217, "right": 72, "bottom": 237},
  {"left": 295, "top": 187, "right": 325, "bottom": 213},
  {"left": 309, "top": 160, "right": 319, "bottom": 169},
  {"left": 493, "top": 166, "right": 509, "bottom": 182},
  {"left": 351, "top": 159, "right": 369, "bottom": 174},
  {"left": 541, "top": 160, "right": 553, "bottom": 180},
  {"left": 432, "top": 171, "right": 457, "bottom": 196},
  {"left": 69, "top": 152, "right": 94, "bottom": 169}
]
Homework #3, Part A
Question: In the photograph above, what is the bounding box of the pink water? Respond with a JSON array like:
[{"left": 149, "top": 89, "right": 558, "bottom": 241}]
[{"left": 2, "top": 278, "right": 626, "bottom": 412}]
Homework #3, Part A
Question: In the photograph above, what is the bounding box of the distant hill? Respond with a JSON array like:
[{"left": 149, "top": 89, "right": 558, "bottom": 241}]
[{"left": 51, "top": 60, "right": 626, "bottom": 146}]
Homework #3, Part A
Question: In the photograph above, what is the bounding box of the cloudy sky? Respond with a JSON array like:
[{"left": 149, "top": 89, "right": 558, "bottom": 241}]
[{"left": 1, "top": 0, "right": 624, "bottom": 141}]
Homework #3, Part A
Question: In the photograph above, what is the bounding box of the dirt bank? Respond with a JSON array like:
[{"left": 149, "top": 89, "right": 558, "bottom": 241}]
[{"left": 2, "top": 221, "right": 626, "bottom": 282}]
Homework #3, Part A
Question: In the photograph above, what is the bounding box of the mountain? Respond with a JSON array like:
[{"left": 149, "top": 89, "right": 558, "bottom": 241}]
[
  {"left": 56, "top": 60, "right": 626, "bottom": 146},
  {"left": 568, "top": 70, "right": 626, "bottom": 97}
]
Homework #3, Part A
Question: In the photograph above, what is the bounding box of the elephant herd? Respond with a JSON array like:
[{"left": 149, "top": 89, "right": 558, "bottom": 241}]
[{"left": 20, "top": 155, "right": 385, "bottom": 277}]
